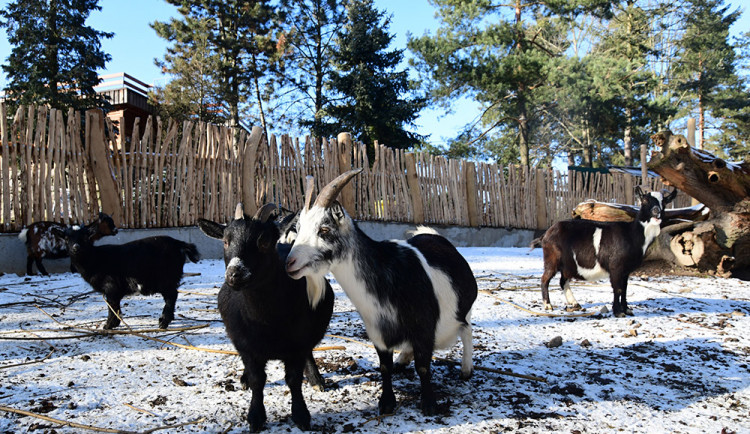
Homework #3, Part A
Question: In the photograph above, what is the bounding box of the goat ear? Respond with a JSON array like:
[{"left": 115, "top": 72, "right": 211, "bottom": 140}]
[
  {"left": 664, "top": 188, "right": 678, "bottom": 204},
  {"left": 197, "top": 218, "right": 225, "bottom": 240},
  {"left": 634, "top": 186, "right": 645, "bottom": 199}
]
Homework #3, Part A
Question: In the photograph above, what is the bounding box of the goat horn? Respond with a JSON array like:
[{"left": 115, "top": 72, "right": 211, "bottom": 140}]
[
  {"left": 253, "top": 203, "right": 277, "bottom": 223},
  {"left": 234, "top": 203, "right": 245, "bottom": 220},
  {"left": 303, "top": 175, "right": 315, "bottom": 210},
  {"left": 313, "top": 168, "right": 363, "bottom": 209}
]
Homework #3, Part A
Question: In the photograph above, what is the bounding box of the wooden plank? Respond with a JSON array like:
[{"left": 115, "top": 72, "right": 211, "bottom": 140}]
[
  {"left": 465, "top": 161, "right": 479, "bottom": 227},
  {"left": 535, "top": 168, "right": 547, "bottom": 230},
  {"left": 241, "top": 126, "right": 263, "bottom": 215},
  {"left": 0, "top": 103, "right": 10, "bottom": 230},
  {"left": 85, "top": 109, "right": 123, "bottom": 226}
]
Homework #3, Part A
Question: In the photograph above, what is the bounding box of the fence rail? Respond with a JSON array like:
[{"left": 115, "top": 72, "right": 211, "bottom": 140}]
[{"left": 0, "top": 104, "right": 690, "bottom": 233}]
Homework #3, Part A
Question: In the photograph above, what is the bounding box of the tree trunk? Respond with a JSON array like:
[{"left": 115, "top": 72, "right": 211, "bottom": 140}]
[{"left": 648, "top": 130, "right": 750, "bottom": 279}]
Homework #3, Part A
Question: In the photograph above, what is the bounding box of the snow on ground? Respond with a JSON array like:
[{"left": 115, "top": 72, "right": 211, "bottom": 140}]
[{"left": 1, "top": 247, "right": 749, "bottom": 433}]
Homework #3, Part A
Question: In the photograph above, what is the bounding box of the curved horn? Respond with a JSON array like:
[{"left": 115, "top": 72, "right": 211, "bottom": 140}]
[
  {"left": 313, "top": 168, "right": 363, "bottom": 209},
  {"left": 303, "top": 175, "right": 315, "bottom": 210},
  {"left": 253, "top": 203, "right": 278, "bottom": 223},
  {"left": 234, "top": 203, "right": 245, "bottom": 220}
]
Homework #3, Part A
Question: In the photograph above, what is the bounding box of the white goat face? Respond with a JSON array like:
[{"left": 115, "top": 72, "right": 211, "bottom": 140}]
[{"left": 285, "top": 202, "right": 351, "bottom": 280}]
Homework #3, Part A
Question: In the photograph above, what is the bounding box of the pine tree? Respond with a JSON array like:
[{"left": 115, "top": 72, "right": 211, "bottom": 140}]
[
  {"left": 0, "top": 0, "right": 112, "bottom": 111},
  {"left": 409, "top": 0, "right": 612, "bottom": 168},
  {"left": 674, "top": 0, "right": 741, "bottom": 148},
  {"left": 150, "top": 16, "right": 224, "bottom": 124},
  {"left": 154, "top": 0, "right": 279, "bottom": 136},
  {"left": 276, "top": 0, "right": 346, "bottom": 137},
  {"left": 326, "top": 0, "right": 425, "bottom": 151}
]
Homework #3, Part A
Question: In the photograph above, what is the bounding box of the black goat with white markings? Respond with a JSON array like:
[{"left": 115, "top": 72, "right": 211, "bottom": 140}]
[
  {"left": 535, "top": 187, "right": 677, "bottom": 317},
  {"left": 285, "top": 170, "right": 477, "bottom": 416},
  {"left": 54, "top": 226, "right": 199, "bottom": 329},
  {"left": 19, "top": 213, "right": 117, "bottom": 276},
  {"left": 198, "top": 203, "right": 334, "bottom": 432}
]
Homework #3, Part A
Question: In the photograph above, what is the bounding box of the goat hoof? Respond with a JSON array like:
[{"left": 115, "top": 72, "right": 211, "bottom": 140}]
[
  {"left": 625, "top": 308, "right": 634, "bottom": 316},
  {"left": 291, "top": 407, "right": 311, "bottom": 431},
  {"left": 158, "top": 316, "right": 172, "bottom": 330},
  {"left": 378, "top": 395, "right": 397, "bottom": 415},
  {"left": 544, "top": 303, "right": 553, "bottom": 311},
  {"left": 240, "top": 373, "right": 250, "bottom": 390},
  {"left": 459, "top": 368, "right": 473, "bottom": 380},
  {"left": 614, "top": 312, "right": 626, "bottom": 318},
  {"left": 420, "top": 398, "right": 439, "bottom": 416},
  {"left": 247, "top": 407, "right": 267, "bottom": 432}
]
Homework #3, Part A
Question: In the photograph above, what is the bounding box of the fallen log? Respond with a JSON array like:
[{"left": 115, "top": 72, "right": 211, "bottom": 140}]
[{"left": 648, "top": 131, "right": 750, "bottom": 279}]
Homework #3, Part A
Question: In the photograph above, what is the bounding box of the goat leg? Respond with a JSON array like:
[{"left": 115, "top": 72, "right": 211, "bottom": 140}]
[
  {"left": 303, "top": 352, "right": 325, "bottom": 392},
  {"left": 459, "top": 323, "right": 474, "bottom": 380},
  {"left": 35, "top": 258, "right": 49, "bottom": 276},
  {"left": 414, "top": 347, "right": 438, "bottom": 416},
  {"left": 285, "top": 357, "right": 311, "bottom": 431},
  {"left": 245, "top": 359, "right": 268, "bottom": 433},
  {"left": 26, "top": 256, "right": 35, "bottom": 275},
  {"left": 376, "top": 348, "right": 397, "bottom": 415},
  {"left": 104, "top": 296, "right": 122, "bottom": 329},
  {"left": 159, "top": 292, "right": 177, "bottom": 329}
]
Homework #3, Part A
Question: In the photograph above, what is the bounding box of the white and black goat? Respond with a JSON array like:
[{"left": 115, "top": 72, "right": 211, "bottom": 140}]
[
  {"left": 535, "top": 187, "right": 677, "bottom": 317},
  {"left": 285, "top": 169, "right": 477, "bottom": 416},
  {"left": 53, "top": 226, "right": 200, "bottom": 329},
  {"left": 198, "top": 203, "right": 334, "bottom": 432},
  {"left": 19, "top": 213, "right": 117, "bottom": 275}
]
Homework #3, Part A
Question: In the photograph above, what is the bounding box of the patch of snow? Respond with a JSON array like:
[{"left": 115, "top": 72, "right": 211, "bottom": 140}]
[{"left": 0, "top": 248, "right": 748, "bottom": 433}]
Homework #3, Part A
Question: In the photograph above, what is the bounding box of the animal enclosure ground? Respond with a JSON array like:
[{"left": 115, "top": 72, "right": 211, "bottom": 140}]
[{"left": 1, "top": 247, "right": 749, "bottom": 433}]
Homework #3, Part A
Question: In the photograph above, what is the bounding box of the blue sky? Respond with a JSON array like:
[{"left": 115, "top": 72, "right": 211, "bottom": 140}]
[{"left": 0, "top": 0, "right": 748, "bottom": 148}]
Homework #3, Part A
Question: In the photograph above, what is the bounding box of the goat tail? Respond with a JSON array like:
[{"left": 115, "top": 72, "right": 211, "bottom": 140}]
[
  {"left": 528, "top": 236, "right": 543, "bottom": 251},
  {"left": 18, "top": 228, "right": 28, "bottom": 243},
  {"left": 182, "top": 243, "right": 201, "bottom": 263}
]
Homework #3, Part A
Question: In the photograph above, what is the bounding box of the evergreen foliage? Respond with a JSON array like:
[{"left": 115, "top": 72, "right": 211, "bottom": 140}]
[
  {"left": 153, "top": 0, "right": 279, "bottom": 134},
  {"left": 276, "top": 0, "right": 346, "bottom": 137},
  {"left": 326, "top": 0, "right": 426, "bottom": 151},
  {"left": 0, "top": 0, "right": 112, "bottom": 111}
]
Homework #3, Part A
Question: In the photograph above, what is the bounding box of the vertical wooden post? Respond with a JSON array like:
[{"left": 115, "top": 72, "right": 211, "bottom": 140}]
[
  {"left": 624, "top": 175, "right": 634, "bottom": 205},
  {"left": 336, "top": 132, "right": 355, "bottom": 215},
  {"left": 465, "top": 161, "right": 480, "bottom": 227},
  {"left": 535, "top": 168, "right": 547, "bottom": 230},
  {"left": 640, "top": 143, "right": 648, "bottom": 188},
  {"left": 404, "top": 153, "right": 425, "bottom": 225},
  {"left": 241, "top": 126, "right": 264, "bottom": 216},
  {"left": 86, "top": 109, "right": 123, "bottom": 226}
]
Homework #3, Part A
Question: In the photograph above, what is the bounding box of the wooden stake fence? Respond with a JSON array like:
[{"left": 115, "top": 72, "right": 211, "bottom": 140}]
[{"left": 0, "top": 103, "right": 691, "bottom": 233}]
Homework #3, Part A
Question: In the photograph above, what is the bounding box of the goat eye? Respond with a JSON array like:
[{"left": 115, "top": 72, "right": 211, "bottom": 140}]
[
  {"left": 223, "top": 239, "right": 230, "bottom": 248},
  {"left": 318, "top": 226, "right": 330, "bottom": 236}
]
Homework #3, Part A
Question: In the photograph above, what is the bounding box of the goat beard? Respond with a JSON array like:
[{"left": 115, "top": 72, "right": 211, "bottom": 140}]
[{"left": 305, "top": 274, "right": 328, "bottom": 309}]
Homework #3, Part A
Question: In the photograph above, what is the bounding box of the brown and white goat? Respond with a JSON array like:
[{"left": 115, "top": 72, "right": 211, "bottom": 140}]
[
  {"left": 536, "top": 187, "right": 677, "bottom": 317},
  {"left": 18, "top": 213, "right": 117, "bottom": 276}
]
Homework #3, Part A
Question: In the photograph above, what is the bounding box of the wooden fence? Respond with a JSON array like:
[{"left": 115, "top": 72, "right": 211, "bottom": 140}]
[{"left": 0, "top": 104, "right": 690, "bottom": 233}]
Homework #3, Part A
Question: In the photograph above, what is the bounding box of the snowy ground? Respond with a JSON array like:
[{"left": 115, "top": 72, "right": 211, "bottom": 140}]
[{"left": 1, "top": 247, "right": 749, "bottom": 433}]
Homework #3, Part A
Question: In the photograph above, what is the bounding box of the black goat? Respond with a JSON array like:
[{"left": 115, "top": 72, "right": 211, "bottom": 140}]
[
  {"left": 18, "top": 213, "right": 117, "bottom": 276},
  {"left": 198, "top": 203, "right": 334, "bottom": 432},
  {"left": 285, "top": 170, "right": 477, "bottom": 416},
  {"left": 53, "top": 226, "right": 199, "bottom": 329},
  {"left": 535, "top": 187, "right": 677, "bottom": 317}
]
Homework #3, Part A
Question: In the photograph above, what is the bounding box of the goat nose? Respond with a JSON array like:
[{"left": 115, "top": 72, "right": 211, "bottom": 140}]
[{"left": 286, "top": 256, "right": 296, "bottom": 272}]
